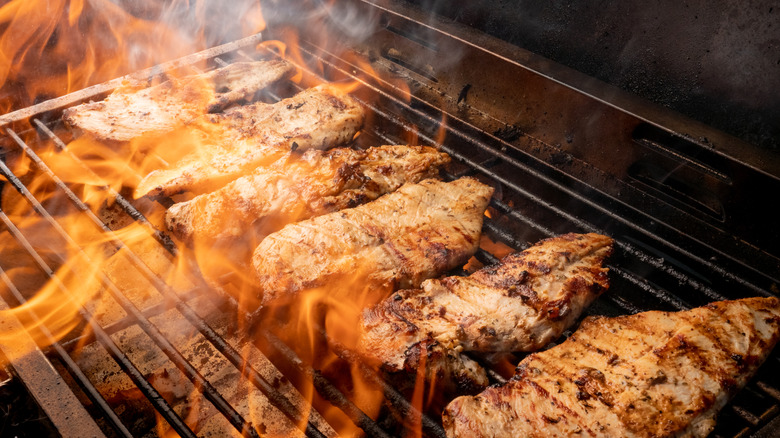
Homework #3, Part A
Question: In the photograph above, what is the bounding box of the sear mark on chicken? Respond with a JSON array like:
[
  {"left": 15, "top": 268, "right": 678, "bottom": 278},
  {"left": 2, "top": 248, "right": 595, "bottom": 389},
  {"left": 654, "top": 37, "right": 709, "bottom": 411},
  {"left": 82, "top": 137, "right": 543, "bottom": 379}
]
[
  {"left": 134, "top": 84, "right": 365, "bottom": 198},
  {"left": 252, "top": 177, "right": 494, "bottom": 308},
  {"left": 165, "top": 145, "right": 450, "bottom": 245},
  {"left": 357, "top": 232, "right": 613, "bottom": 394},
  {"left": 63, "top": 59, "right": 295, "bottom": 142},
  {"left": 444, "top": 296, "right": 780, "bottom": 437}
]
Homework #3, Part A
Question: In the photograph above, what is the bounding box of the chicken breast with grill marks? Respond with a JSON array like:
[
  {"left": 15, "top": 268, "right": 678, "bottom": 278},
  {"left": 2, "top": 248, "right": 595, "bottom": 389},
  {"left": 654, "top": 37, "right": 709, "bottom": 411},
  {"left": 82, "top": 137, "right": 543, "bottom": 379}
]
[
  {"left": 63, "top": 59, "right": 295, "bottom": 142},
  {"left": 357, "top": 233, "right": 613, "bottom": 394},
  {"left": 134, "top": 84, "right": 365, "bottom": 198},
  {"left": 252, "top": 177, "right": 493, "bottom": 307},
  {"left": 444, "top": 296, "right": 780, "bottom": 438},
  {"left": 165, "top": 145, "right": 450, "bottom": 245}
]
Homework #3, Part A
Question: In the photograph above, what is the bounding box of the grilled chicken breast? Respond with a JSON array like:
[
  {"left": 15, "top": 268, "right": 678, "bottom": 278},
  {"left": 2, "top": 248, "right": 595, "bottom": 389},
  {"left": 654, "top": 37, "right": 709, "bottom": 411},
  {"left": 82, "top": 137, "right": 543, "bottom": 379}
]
[
  {"left": 134, "top": 84, "right": 365, "bottom": 198},
  {"left": 357, "top": 233, "right": 613, "bottom": 394},
  {"left": 63, "top": 59, "right": 295, "bottom": 142},
  {"left": 443, "top": 296, "right": 780, "bottom": 438},
  {"left": 165, "top": 145, "right": 450, "bottom": 244},
  {"left": 252, "top": 178, "right": 494, "bottom": 307}
]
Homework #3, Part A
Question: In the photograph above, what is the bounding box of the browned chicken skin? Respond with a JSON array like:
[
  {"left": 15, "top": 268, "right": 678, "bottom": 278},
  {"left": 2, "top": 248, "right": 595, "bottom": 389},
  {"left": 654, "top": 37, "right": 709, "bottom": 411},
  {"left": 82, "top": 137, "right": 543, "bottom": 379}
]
[
  {"left": 444, "top": 297, "right": 780, "bottom": 438},
  {"left": 252, "top": 178, "right": 494, "bottom": 307},
  {"left": 357, "top": 233, "right": 613, "bottom": 394},
  {"left": 165, "top": 145, "right": 450, "bottom": 245},
  {"left": 134, "top": 84, "right": 365, "bottom": 198},
  {"left": 63, "top": 59, "right": 295, "bottom": 142}
]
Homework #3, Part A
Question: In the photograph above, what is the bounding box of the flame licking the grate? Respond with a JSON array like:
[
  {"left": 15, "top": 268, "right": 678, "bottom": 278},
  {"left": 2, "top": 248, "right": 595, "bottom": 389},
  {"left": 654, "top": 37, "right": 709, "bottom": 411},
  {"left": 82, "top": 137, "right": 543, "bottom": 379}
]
[
  {"left": 0, "top": 0, "right": 451, "bottom": 436},
  {"left": 0, "top": 0, "right": 268, "bottom": 350}
]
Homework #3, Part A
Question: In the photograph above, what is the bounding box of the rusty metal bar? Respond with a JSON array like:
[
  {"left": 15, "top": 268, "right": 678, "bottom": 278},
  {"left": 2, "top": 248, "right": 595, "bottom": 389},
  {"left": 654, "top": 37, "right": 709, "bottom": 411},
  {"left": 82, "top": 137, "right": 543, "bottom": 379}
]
[
  {"left": 0, "top": 270, "right": 110, "bottom": 438},
  {"left": 0, "top": 209, "right": 197, "bottom": 438},
  {"left": 10, "top": 125, "right": 328, "bottom": 438},
  {"left": 0, "top": 33, "right": 264, "bottom": 127},
  {"left": 0, "top": 157, "right": 257, "bottom": 438},
  {"left": 261, "top": 329, "right": 392, "bottom": 438}
]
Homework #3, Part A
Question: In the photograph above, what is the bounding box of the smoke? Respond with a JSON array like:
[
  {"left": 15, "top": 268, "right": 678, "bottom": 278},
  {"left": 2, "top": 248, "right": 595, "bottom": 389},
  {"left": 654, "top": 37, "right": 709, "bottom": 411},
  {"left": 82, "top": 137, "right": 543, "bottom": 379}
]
[
  {"left": 0, "top": 0, "right": 269, "bottom": 113},
  {"left": 261, "top": 0, "right": 380, "bottom": 47}
]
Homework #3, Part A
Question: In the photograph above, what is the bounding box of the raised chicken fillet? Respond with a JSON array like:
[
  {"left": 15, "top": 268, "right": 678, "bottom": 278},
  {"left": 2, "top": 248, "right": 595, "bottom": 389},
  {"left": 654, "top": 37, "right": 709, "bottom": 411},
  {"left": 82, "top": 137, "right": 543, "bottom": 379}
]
[
  {"left": 252, "top": 178, "right": 493, "bottom": 307},
  {"left": 166, "top": 145, "right": 450, "bottom": 244},
  {"left": 135, "top": 84, "right": 365, "bottom": 198},
  {"left": 63, "top": 59, "right": 295, "bottom": 142},
  {"left": 444, "top": 296, "right": 780, "bottom": 437},
  {"left": 357, "top": 233, "right": 613, "bottom": 394}
]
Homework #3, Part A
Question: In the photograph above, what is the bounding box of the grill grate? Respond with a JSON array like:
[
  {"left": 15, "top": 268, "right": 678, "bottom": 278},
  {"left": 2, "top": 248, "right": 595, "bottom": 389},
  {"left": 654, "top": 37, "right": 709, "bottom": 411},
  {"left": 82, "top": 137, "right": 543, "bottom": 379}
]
[
  {"left": 1, "top": 2, "right": 780, "bottom": 437},
  {"left": 1, "top": 38, "right": 336, "bottom": 438}
]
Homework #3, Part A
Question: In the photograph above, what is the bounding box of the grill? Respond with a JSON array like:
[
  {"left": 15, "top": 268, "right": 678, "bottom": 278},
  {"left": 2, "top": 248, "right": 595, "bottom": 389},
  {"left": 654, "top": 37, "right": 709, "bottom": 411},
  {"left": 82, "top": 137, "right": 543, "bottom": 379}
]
[{"left": 1, "top": 0, "right": 779, "bottom": 437}]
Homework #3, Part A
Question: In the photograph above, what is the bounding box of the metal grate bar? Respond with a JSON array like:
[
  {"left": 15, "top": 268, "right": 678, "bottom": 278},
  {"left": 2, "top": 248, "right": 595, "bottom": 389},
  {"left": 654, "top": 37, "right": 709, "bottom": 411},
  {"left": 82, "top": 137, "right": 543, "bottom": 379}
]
[
  {"left": 0, "top": 208, "right": 197, "bottom": 438},
  {"left": 10, "top": 125, "right": 328, "bottom": 438},
  {"left": 300, "top": 39, "right": 772, "bottom": 303},
  {"left": 4, "top": 126, "right": 328, "bottom": 437},
  {"left": 32, "top": 119, "right": 178, "bottom": 254},
  {"left": 0, "top": 153, "right": 259, "bottom": 438},
  {"left": 57, "top": 286, "right": 205, "bottom": 351},
  {"left": 260, "top": 329, "right": 393, "bottom": 438},
  {"left": 0, "top": 263, "right": 122, "bottom": 437},
  {"left": 323, "top": 331, "right": 448, "bottom": 438}
]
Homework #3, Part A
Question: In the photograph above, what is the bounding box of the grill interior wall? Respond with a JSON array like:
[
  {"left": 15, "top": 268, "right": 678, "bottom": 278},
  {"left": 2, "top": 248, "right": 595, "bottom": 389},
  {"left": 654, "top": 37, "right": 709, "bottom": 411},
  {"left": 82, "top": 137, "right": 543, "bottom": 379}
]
[{"left": 1, "top": 1, "right": 780, "bottom": 437}]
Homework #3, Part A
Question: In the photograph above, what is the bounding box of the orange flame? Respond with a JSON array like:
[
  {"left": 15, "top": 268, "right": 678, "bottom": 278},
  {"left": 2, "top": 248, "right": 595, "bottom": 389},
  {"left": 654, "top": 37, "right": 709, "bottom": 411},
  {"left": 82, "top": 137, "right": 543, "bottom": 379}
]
[
  {"left": 0, "top": 0, "right": 440, "bottom": 435},
  {"left": 1, "top": 0, "right": 261, "bottom": 115}
]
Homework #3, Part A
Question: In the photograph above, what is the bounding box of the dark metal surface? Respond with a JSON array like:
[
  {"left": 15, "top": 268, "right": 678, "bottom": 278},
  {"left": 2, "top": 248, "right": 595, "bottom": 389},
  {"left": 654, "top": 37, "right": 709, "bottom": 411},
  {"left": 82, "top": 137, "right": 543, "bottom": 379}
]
[
  {"left": 373, "top": 0, "right": 780, "bottom": 283},
  {"left": 0, "top": 0, "right": 779, "bottom": 436},
  {"left": 410, "top": 0, "right": 780, "bottom": 152},
  {"left": 0, "top": 284, "right": 109, "bottom": 438},
  {"left": 0, "top": 371, "right": 60, "bottom": 438}
]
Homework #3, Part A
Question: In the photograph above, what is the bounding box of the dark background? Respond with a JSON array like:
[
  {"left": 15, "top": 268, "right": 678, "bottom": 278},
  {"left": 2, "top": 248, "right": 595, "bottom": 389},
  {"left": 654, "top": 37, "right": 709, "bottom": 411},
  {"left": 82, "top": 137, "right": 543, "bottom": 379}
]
[{"left": 410, "top": 0, "right": 780, "bottom": 152}]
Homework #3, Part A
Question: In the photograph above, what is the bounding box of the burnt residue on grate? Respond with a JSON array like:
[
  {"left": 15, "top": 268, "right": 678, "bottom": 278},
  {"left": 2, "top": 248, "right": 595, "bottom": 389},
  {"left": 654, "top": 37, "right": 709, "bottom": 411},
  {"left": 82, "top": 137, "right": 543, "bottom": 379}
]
[{"left": 0, "top": 1, "right": 778, "bottom": 437}]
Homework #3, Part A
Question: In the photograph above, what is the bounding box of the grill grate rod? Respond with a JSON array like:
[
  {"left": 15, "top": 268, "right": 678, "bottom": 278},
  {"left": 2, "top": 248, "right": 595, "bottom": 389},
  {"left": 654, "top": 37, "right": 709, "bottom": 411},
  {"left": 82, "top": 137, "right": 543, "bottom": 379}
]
[
  {"left": 0, "top": 257, "right": 132, "bottom": 438},
  {"left": 301, "top": 39, "right": 767, "bottom": 302},
  {"left": 21, "top": 122, "right": 328, "bottom": 438},
  {"left": 31, "top": 119, "right": 178, "bottom": 254},
  {"left": 2, "top": 44, "right": 777, "bottom": 437},
  {"left": 55, "top": 286, "right": 202, "bottom": 350},
  {"left": 260, "top": 328, "right": 394, "bottom": 438},
  {"left": 0, "top": 207, "right": 197, "bottom": 438},
  {"left": 4, "top": 126, "right": 329, "bottom": 438},
  {"left": 0, "top": 146, "right": 260, "bottom": 438},
  {"left": 362, "top": 87, "right": 718, "bottom": 312},
  {"left": 321, "top": 330, "right": 448, "bottom": 438}
]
